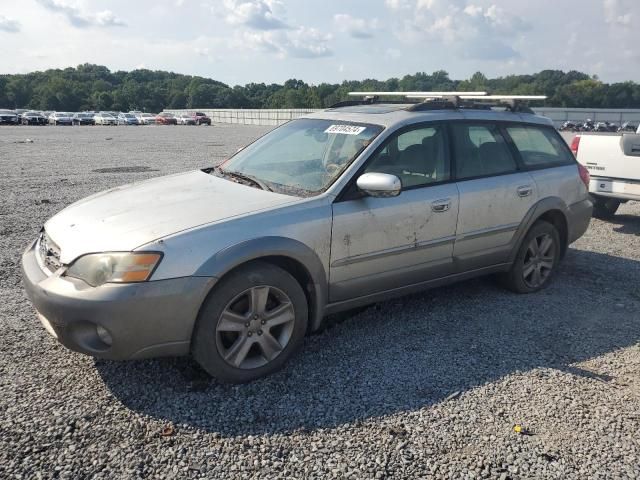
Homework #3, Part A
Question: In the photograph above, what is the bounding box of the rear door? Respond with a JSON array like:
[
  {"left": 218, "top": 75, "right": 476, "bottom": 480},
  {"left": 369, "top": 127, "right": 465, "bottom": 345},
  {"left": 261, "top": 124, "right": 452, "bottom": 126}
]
[
  {"left": 451, "top": 122, "right": 537, "bottom": 271},
  {"left": 330, "top": 123, "right": 459, "bottom": 302}
]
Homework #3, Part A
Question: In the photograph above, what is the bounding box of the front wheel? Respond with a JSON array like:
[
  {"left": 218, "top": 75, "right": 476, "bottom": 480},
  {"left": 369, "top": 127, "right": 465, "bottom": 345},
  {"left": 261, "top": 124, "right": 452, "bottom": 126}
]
[
  {"left": 592, "top": 196, "right": 620, "bottom": 220},
  {"left": 192, "top": 262, "right": 308, "bottom": 383},
  {"left": 501, "top": 220, "right": 561, "bottom": 293}
]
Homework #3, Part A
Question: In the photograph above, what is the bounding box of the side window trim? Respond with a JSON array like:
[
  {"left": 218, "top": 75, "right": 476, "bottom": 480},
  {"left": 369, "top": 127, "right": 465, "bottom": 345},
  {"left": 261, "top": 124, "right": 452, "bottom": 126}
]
[
  {"left": 334, "top": 121, "right": 453, "bottom": 202},
  {"left": 447, "top": 120, "right": 520, "bottom": 182}
]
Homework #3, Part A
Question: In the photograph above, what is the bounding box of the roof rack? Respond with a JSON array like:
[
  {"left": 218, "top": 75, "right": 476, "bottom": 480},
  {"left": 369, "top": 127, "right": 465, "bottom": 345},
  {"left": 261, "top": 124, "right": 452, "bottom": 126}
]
[{"left": 333, "top": 91, "right": 547, "bottom": 113}]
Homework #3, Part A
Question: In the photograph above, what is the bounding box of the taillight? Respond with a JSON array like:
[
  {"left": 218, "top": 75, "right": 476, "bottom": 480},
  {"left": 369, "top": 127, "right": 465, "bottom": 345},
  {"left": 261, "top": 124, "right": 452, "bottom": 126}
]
[
  {"left": 578, "top": 163, "right": 590, "bottom": 188},
  {"left": 570, "top": 136, "right": 580, "bottom": 156}
]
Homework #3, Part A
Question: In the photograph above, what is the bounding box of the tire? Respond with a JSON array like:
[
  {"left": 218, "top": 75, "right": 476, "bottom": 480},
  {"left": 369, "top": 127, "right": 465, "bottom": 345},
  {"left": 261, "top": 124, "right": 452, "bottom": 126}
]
[
  {"left": 592, "top": 196, "right": 620, "bottom": 220},
  {"left": 192, "top": 262, "right": 308, "bottom": 383},
  {"left": 501, "top": 220, "right": 561, "bottom": 294}
]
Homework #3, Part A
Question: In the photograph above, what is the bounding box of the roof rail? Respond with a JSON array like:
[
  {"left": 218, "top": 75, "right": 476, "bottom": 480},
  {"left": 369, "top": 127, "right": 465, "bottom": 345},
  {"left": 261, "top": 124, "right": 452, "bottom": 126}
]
[{"left": 348, "top": 91, "right": 488, "bottom": 98}]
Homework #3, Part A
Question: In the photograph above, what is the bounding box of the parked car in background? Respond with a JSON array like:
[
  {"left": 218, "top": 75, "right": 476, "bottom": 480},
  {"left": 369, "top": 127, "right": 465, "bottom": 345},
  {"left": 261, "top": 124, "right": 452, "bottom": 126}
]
[
  {"left": 155, "top": 112, "right": 177, "bottom": 125},
  {"left": 49, "top": 112, "right": 73, "bottom": 126},
  {"left": 136, "top": 113, "right": 156, "bottom": 125},
  {"left": 94, "top": 113, "right": 117, "bottom": 126},
  {"left": 573, "top": 132, "right": 640, "bottom": 218},
  {"left": 618, "top": 122, "right": 638, "bottom": 133},
  {"left": 0, "top": 109, "right": 19, "bottom": 125},
  {"left": 72, "top": 113, "right": 96, "bottom": 126},
  {"left": 21, "top": 92, "right": 592, "bottom": 383},
  {"left": 117, "top": 113, "right": 139, "bottom": 125},
  {"left": 191, "top": 112, "right": 212, "bottom": 125},
  {"left": 21, "top": 111, "right": 48, "bottom": 125},
  {"left": 177, "top": 113, "right": 196, "bottom": 125}
]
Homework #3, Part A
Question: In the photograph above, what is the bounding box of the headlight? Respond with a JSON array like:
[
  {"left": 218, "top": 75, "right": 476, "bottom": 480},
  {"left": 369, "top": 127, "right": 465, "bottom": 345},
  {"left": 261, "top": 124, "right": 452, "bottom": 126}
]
[{"left": 65, "top": 252, "right": 162, "bottom": 287}]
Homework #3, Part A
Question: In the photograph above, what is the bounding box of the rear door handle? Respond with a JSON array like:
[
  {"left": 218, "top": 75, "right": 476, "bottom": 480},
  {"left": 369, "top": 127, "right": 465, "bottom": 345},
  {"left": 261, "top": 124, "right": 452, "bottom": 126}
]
[
  {"left": 517, "top": 185, "right": 533, "bottom": 197},
  {"left": 431, "top": 198, "right": 451, "bottom": 212}
]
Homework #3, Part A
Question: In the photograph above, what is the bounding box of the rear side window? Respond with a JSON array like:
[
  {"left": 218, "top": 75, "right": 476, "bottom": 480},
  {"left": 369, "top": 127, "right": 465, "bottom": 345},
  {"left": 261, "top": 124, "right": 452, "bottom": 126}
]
[
  {"left": 451, "top": 123, "right": 518, "bottom": 180},
  {"left": 506, "top": 126, "right": 574, "bottom": 168}
]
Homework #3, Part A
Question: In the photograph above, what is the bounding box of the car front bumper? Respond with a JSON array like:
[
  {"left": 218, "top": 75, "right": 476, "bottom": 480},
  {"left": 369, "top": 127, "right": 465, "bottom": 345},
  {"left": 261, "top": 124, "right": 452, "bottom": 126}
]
[{"left": 21, "top": 241, "right": 216, "bottom": 360}]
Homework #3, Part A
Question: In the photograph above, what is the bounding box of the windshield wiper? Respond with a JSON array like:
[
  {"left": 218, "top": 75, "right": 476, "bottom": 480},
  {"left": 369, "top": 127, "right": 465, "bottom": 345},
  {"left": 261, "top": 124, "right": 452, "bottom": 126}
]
[{"left": 213, "top": 166, "right": 272, "bottom": 192}]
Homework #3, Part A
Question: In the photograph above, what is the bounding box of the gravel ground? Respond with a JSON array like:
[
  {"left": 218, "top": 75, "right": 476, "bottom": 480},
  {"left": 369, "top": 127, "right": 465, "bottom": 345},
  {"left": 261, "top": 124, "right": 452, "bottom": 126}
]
[{"left": 1, "top": 125, "right": 639, "bottom": 479}]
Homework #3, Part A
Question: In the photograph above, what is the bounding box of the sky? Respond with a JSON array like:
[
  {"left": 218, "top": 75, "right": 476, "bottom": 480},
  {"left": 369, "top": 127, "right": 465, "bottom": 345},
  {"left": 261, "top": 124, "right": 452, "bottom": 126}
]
[{"left": 0, "top": 0, "right": 638, "bottom": 86}]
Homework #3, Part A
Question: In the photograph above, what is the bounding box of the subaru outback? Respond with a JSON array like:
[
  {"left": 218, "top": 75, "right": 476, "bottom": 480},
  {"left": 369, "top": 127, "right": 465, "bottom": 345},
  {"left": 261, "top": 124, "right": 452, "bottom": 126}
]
[{"left": 22, "top": 92, "right": 593, "bottom": 383}]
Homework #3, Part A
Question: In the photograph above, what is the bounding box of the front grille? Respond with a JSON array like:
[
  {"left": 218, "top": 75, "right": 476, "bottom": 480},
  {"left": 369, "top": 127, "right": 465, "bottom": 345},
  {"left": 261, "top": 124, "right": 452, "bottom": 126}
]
[{"left": 38, "top": 231, "right": 63, "bottom": 274}]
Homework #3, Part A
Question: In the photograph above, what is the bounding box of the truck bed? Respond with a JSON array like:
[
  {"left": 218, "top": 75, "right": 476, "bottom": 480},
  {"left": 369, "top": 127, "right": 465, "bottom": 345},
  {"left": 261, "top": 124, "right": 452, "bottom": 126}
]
[{"left": 577, "top": 133, "right": 640, "bottom": 181}]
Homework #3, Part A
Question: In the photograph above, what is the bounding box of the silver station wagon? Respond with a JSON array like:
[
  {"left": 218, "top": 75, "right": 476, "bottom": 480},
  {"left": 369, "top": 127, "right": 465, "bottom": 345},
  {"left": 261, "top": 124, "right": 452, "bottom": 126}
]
[{"left": 22, "top": 92, "right": 593, "bottom": 383}]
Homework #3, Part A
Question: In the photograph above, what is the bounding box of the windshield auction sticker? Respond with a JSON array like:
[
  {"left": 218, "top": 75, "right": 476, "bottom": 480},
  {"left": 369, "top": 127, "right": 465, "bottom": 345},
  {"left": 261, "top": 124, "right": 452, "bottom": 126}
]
[{"left": 325, "top": 125, "right": 367, "bottom": 135}]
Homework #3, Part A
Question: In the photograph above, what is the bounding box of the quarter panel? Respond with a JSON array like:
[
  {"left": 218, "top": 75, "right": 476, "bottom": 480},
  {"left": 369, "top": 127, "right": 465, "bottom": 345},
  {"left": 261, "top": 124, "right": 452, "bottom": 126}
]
[{"left": 528, "top": 164, "right": 584, "bottom": 207}]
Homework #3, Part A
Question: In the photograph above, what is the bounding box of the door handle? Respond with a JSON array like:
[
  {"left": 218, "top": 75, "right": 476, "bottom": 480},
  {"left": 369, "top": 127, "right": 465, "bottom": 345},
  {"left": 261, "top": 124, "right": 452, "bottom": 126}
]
[
  {"left": 431, "top": 198, "right": 451, "bottom": 212},
  {"left": 517, "top": 185, "right": 533, "bottom": 197}
]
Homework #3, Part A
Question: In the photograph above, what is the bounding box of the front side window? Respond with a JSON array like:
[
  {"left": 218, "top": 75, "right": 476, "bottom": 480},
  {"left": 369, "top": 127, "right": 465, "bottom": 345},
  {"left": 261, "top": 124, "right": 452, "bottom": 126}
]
[
  {"left": 505, "top": 126, "right": 574, "bottom": 168},
  {"left": 451, "top": 123, "right": 518, "bottom": 180},
  {"left": 365, "top": 124, "right": 450, "bottom": 188},
  {"left": 220, "top": 118, "right": 383, "bottom": 196}
]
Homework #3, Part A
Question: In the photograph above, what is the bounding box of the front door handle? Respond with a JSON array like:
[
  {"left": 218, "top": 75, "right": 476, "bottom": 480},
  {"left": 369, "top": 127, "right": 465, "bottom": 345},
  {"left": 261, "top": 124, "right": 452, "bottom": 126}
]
[
  {"left": 517, "top": 185, "right": 533, "bottom": 197},
  {"left": 431, "top": 198, "right": 451, "bottom": 212}
]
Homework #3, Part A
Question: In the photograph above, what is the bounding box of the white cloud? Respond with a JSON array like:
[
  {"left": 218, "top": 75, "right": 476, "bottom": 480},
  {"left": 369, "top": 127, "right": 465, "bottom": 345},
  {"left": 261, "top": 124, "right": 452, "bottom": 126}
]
[
  {"left": 388, "top": 0, "right": 529, "bottom": 60},
  {"left": 603, "top": 0, "right": 632, "bottom": 27},
  {"left": 222, "top": 0, "right": 288, "bottom": 30},
  {"left": 242, "top": 27, "right": 332, "bottom": 58},
  {"left": 35, "top": 0, "right": 126, "bottom": 28},
  {"left": 0, "top": 14, "right": 20, "bottom": 33},
  {"left": 333, "top": 14, "right": 379, "bottom": 39}
]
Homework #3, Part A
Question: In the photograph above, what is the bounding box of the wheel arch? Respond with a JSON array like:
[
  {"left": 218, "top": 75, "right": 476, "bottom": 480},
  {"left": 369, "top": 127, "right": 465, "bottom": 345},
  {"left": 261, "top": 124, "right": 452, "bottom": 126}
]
[
  {"left": 195, "top": 237, "right": 328, "bottom": 332},
  {"left": 509, "top": 197, "right": 570, "bottom": 263}
]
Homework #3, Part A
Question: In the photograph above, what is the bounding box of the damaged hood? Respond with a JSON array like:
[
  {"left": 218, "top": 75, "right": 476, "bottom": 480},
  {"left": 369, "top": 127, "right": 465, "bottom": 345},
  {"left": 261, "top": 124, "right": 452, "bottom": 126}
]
[{"left": 45, "top": 170, "right": 298, "bottom": 264}]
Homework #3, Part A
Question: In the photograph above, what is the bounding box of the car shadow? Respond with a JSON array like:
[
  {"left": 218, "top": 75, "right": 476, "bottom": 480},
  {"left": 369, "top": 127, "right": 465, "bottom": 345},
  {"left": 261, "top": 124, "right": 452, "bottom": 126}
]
[
  {"left": 609, "top": 214, "right": 640, "bottom": 236},
  {"left": 96, "top": 249, "right": 640, "bottom": 437}
]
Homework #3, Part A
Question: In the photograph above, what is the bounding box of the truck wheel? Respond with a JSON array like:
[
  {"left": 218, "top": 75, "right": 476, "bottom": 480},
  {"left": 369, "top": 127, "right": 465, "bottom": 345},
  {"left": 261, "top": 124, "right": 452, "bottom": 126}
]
[
  {"left": 501, "top": 220, "right": 561, "bottom": 294},
  {"left": 592, "top": 196, "right": 620, "bottom": 220},
  {"left": 192, "top": 262, "right": 308, "bottom": 383}
]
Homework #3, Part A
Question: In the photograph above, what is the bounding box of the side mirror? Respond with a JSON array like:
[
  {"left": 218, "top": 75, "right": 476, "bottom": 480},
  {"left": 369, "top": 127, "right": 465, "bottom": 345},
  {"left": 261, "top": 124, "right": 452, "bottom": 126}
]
[{"left": 356, "top": 172, "right": 401, "bottom": 198}]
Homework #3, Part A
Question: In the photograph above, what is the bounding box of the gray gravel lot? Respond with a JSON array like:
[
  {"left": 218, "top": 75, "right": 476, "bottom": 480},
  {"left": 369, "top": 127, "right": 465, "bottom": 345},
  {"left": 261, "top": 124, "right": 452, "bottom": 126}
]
[{"left": 1, "top": 125, "right": 639, "bottom": 479}]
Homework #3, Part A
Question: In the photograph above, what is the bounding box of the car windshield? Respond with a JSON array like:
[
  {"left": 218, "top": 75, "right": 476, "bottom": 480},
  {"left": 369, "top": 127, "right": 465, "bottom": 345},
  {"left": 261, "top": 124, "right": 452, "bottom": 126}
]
[
  {"left": 219, "top": 118, "right": 384, "bottom": 197},
  {"left": 0, "top": 110, "right": 15, "bottom": 114}
]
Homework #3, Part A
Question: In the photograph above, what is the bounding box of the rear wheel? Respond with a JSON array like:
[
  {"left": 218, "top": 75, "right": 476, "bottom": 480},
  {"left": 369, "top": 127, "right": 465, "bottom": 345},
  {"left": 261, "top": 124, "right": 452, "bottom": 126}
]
[
  {"left": 502, "top": 220, "right": 561, "bottom": 293},
  {"left": 192, "top": 262, "right": 308, "bottom": 383},
  {"left": 592, "top": 196, "right": 620, "bottom": 220}
]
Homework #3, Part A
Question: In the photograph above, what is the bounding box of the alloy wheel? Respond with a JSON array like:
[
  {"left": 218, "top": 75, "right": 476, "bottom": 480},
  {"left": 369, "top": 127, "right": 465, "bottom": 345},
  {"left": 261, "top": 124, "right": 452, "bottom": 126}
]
[
  {"left": 215, "top": 285, "right": 296, "bottom": 370},
  {"left": 522, "top": 233, "right": 556, "bottom": 288}
]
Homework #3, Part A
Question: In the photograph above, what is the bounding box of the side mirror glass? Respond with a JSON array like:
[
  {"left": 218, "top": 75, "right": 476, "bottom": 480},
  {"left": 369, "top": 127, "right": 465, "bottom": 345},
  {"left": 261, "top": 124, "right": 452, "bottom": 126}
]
[{"left": 356, "top": 172, "right": 401, "bottom": 198}]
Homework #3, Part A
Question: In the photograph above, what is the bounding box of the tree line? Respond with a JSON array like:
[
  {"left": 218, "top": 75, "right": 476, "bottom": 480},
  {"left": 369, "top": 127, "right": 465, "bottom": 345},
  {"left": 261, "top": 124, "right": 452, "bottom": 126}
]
[{"left": 1, "top": 63, "right": 639, "bottom": 112}]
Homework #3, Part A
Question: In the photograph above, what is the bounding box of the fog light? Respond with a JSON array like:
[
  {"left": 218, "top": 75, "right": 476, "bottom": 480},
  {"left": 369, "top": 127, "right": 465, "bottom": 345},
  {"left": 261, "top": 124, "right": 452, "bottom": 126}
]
[{"left": 96, "top": 325, "right": 113, "bottom": 346}]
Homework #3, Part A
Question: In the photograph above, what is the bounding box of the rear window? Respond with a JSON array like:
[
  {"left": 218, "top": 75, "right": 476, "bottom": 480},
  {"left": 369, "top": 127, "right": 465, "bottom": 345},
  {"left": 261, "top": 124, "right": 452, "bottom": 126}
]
[{"left": 506, "top": 126, "right": 574, "bottom": 168}]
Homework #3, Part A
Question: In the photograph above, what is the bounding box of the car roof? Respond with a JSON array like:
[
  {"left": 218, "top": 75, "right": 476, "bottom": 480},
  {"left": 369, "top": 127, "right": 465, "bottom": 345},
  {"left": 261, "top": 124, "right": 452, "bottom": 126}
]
[{"left": 304, "top": 103, "right": 553, "bottom": 129}]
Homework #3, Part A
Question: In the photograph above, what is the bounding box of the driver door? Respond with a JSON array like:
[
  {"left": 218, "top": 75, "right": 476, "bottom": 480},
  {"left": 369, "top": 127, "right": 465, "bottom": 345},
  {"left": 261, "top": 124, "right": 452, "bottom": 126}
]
[{"left": 329, "top": 123, "right": 459, "bottom": 303}]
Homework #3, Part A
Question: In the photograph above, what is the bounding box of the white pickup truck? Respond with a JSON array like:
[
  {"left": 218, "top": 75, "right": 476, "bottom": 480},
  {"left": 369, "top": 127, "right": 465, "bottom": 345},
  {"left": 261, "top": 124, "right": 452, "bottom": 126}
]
[{"left": 572, "top": 133, "right": 640, "bottom": 218}]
